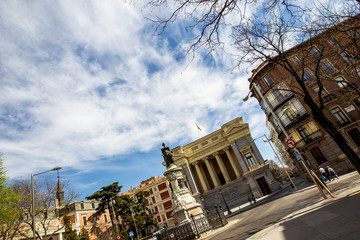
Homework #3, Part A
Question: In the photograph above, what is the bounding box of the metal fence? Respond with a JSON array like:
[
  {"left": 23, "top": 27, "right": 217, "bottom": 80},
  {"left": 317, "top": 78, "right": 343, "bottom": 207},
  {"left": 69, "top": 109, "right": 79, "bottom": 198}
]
[{"left": 156, "top": 207, "right": 227, "bottom": 240}]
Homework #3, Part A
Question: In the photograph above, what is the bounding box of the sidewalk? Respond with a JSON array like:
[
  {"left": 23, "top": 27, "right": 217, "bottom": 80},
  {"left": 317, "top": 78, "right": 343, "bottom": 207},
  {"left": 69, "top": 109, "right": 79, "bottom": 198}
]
[
  {"left": 200, "top": 171, "right": 360, "bottom": 240},
  {"left": 248, "top": 172, "right": 360, "bottom": 240}
]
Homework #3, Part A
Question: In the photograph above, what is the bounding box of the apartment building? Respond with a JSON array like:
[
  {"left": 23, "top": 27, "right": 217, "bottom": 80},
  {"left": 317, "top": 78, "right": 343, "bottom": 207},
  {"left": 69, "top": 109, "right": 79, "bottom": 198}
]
[
  {"left": 248, "top": 15, "right": 360, "bottom": 175},
  {"left": 122, "top": 176, "right": 173, "bottom": 228}
]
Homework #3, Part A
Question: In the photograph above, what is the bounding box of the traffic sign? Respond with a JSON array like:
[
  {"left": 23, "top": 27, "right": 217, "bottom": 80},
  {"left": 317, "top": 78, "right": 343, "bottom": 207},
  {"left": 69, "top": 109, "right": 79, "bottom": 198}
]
[
  {"left": 116, "top": 236, "right": 121, "bottom": 240},
  {"left": 293, "top": 150, "right": 302, "bottom": 162},
  {"left": 286, "top": 139, "right": 296, "bottom": 149},
  {"left": 129, "top": 232, "right": 134, "bottom": 237}
]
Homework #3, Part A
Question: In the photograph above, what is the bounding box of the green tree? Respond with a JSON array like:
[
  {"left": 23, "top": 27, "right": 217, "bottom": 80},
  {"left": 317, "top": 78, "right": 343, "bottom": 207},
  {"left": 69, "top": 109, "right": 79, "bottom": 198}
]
[
  {"left": 78, "top": 227, "right": 90, "bottom": 240},
  {"left": 63, "top": 215, "right": 78, "bottom": 240},
  {"left": 0, "top": 154, "right": 21, "bottom": 240}
]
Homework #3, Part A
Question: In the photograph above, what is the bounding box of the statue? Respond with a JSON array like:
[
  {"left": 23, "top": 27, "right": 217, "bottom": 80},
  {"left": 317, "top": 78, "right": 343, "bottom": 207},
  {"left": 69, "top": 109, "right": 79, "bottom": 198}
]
[{"left": 161, "top": 142, "right": 175, "bottom": 167}]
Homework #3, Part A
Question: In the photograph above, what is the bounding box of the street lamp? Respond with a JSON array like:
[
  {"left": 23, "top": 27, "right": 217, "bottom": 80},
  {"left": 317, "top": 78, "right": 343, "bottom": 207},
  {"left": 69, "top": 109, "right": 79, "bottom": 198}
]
[
  {"left": 263, "top": 134, "right": 298, "bottom": 190},
  {"left": 219, "top": 189, "right": 231, "bottom": 214},
  {"left": 130, "top": 206, "right": 140, "bottom": 240},
  {"left": 31, "top": 167, "right": 61, "bottom": 240}
]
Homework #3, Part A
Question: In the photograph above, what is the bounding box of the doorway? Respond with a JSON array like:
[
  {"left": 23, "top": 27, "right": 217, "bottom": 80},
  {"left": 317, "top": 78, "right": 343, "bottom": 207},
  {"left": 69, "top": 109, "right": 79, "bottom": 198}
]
[{"left": 256, "top": 177, "right": 272, "bottom": 196}]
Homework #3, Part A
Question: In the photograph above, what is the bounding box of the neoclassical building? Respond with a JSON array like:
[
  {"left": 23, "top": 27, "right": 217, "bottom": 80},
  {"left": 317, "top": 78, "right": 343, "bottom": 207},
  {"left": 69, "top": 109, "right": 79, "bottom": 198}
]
[{"left": 170, "top": 117, "right": 279, "bottom": 210}]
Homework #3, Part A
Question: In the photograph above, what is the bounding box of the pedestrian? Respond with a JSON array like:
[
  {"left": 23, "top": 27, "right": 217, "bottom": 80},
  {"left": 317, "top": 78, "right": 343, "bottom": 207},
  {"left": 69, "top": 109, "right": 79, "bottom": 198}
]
[
  {"left": 248, "top": 195, "right": 252, "bottom": 205},
  {"left": 319, "top": 167, "right": 330, "bottom": 182},
  {"left": 326, "top": 166, "right": 339, "bottom": 180},
  {"left": 319, "top": 175, "right": 327, "bottom": 189},
  {"left": 251, "top": 194, "right": 256, "bottom": 204}
]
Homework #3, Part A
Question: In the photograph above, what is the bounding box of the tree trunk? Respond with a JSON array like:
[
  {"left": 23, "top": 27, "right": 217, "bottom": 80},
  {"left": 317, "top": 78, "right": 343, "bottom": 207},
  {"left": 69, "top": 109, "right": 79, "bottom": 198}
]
[{"left": 304, "top": 95, "right": 360, "bottom": 174}]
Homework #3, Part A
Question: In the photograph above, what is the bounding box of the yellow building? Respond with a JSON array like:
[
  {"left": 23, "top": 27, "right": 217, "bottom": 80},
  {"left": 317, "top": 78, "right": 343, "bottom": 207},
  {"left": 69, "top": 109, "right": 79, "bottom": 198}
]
[{"left": 171, "top": 117, "right": 279, "bottom": 210}]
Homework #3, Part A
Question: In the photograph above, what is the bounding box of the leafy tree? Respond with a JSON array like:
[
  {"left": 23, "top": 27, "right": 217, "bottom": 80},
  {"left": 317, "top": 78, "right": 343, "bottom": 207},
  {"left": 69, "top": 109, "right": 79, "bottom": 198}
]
[
  {"left": 78, "top": 227, "right": 90, "bottom": 240},
  {"left": 147, "top": 0, "right": 360, "bottom": 173},
  {"left": 0, "top": 154, "right": 21, "bottom": 240},
  {"left": 63, "top": 215, "right": 78, "bottom": 240}
]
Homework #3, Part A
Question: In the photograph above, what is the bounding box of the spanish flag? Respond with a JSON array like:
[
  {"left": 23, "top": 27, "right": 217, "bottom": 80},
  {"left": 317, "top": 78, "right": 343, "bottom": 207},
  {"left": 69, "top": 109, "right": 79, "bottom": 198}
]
[{"left": 196, "top": 124, "right": 201, "bottom": 131}]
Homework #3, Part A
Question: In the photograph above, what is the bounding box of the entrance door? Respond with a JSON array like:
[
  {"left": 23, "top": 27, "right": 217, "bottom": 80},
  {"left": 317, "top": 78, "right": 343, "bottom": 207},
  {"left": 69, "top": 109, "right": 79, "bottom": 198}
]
[{"left": 256, "top": 177, "right": 272, "bottom": 196}]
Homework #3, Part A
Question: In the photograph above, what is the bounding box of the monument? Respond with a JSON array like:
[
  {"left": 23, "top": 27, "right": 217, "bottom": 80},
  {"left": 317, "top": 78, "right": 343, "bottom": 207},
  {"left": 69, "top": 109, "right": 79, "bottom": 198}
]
[{"left": 161, "top": 143, "right": 205, "bottom": 225}]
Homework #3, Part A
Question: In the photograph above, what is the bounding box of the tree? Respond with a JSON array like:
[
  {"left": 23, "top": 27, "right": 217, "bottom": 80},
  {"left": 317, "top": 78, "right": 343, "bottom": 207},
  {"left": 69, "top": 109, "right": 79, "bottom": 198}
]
[
  {"left": 10, "top": 178, "right": 79, "bottom": 239},
  {"left": 78, "top": 227, "right": 90, "bottom": 240},
  {"left": 147, "top": 0, "right": 360, "bottom": 173},
  {"left": 87, "top": 184, "right": 157, "bottom": 240},
  {"left": 0, "top": 154, "right": 21, "bottom": 240},
  {"left": 63, "top": 215, "right": 78, "bottom": 240}
]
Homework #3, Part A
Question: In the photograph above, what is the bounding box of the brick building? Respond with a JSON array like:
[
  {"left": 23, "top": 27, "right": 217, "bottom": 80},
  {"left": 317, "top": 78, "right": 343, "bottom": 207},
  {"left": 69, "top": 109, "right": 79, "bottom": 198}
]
[
  {"left": 122, "top": 176, "right": 173, "bottom": 228},
  {"left": 248, "top": 15, "right": 360, "bottom": 175}
]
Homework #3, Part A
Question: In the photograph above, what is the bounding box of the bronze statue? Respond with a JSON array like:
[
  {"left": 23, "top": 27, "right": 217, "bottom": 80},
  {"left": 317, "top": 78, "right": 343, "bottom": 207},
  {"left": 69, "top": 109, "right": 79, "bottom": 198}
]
[{"left": 161, "top": 142, "right": 175, "bottom": 167}]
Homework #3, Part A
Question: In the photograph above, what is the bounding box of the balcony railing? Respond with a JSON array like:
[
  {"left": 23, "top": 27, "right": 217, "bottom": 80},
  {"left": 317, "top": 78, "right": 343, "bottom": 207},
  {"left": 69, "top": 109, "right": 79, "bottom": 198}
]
[
  {"left": 279, "top": 108, "right": 308, "bottom": 128},
  {"left": 296, "top": 130, "right": 323, "bottom": 148},
  {"left": 267, "top": 92, "right": 294, "bottom": 110}
]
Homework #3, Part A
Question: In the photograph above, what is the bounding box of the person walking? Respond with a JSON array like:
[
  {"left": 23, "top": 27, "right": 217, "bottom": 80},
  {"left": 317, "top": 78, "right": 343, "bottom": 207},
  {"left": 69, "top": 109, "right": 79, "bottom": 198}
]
[
  {"left": 327, "top": 166, "right": 339, "bottom": 180},
  {"left": 251, "top": 194, "right": 256, "bottom": 204},
  {"left": 319, "top": 167, "right": 331, "bottom": 182},
  {"left": 248, "top": 195, "right": 253, "bottom": 205}
]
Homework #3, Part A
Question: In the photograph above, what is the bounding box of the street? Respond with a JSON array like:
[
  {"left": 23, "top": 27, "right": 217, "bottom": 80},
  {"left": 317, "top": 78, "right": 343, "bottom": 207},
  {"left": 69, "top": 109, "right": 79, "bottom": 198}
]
[{"left": 201, "top": 172, "right": 360, "bottom": 240}]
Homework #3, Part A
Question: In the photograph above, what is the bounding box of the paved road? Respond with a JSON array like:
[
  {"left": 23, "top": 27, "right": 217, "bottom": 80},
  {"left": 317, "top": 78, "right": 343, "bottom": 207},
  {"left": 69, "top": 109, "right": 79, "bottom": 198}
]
[{"left": 202, "top": 172, "right": 360, "bottom": 240}]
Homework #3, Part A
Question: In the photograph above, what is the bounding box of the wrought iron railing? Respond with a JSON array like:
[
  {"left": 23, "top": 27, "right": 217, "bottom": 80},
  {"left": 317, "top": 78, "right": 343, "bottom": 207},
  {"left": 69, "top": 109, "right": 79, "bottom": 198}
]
[{"left": 296, "top": 130, "right": 323, "bottom": 148}]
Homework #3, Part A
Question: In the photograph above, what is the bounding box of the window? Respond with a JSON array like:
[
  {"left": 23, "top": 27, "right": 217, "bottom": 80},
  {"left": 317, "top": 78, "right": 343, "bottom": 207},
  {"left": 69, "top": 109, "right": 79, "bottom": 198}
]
[
  {"left": 353, "top": 97, "right": 360, "bottom": 108},
  {"left": 313, "top": 86, "right": 332, "bottom": 102},
  {"left": 297, "top": 126, "right": 310, "bottom": 142},
  {"left": 153, "top": 187, "right": 157, "bottom": 192},
  {"left": 263, "top": 74, "right": 274, "bottom": 87},
  {"left": 156, "top": 195, "right": 160, "bottom": 201},
  {"left": 104, "top": 214, "right": 108, "bottom": 223},
  {"left": 304, "top": 69, "right": 316, "bottom": 83},
  {"left": 356, "top": 67, "right": 360, "bottom": 76},
  {"left": 290, "top": 55, "right": 301, "bottom": 66},
  {"left": 149, "top": 199, "right": 153, "bottom": 205},
  {"left": 162, "top": 215, "right": 166, "bottom": 221},
  {"left": 341, "top": 52, "right": 356, "bottom": 65},
  {"left": 285, "top": 107, "right": 297, "bottom": 121},
  {"left": 82, "top": 215, "right": 87, "bottom": 225},
  {"left": 273, "top": 89, "right": 284, "bottom": 103},
  {"left": 335, "top": 76, "right": 348, "bottom": 88},
  {"left": 151, "top": 209, "right": 156, "bottom": 215},
  {"left": 320, "top": 60, "right": 335, "bottom": 74},
  {"left": 347, "top": 128, "right": 360, "bottom": 147},
  {"left": 327, "top": 38, "right": 339, "bottom": 48},
  {"left": 159, "top": 205, "right": 163, "bottom": 211},
  {"left": 310, "top": 46, "right": 321, "bottom": 58},
  {"left": 245, "top": 153, "right": 256, "bottom": 166},
  {"left": 330, "top": 107, "right": 351, "bottom": 125},
  {"left": 92, "top": 203, "right": 95, "bottom": 209},
  {"left": 310, "top": 147, "right": 327, "bottom": 165},
  {"left": 80, "top": 203, "right": 84, "bottom": 210}
]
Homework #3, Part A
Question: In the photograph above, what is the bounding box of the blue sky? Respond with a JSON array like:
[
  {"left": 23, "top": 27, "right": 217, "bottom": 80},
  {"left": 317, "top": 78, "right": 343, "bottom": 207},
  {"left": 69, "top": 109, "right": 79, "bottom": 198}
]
[{"left": 0, "top": 0, "right": 331, "bottom": 199}]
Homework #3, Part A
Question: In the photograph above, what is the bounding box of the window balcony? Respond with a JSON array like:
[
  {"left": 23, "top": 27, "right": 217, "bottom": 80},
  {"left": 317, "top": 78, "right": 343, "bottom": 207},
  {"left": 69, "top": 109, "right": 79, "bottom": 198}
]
[
  {"left": 296, "top": 130, "right": 323, "bottom": 148},
  {"left": 279, "top": 108, "right": 309, "bottom": 128},
  {"left": 267, "top": 92, "right": 294, "bottom": 110}
]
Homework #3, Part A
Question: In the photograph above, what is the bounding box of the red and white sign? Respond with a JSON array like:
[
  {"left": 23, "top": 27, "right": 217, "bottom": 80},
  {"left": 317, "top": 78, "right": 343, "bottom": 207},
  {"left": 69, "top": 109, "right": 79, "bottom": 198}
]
[
  {"left": 116, "top": 236, "right": 121, "bottom": 240},
  {"left": 286, "top": 139, "right": 296, "bottom": 149}
]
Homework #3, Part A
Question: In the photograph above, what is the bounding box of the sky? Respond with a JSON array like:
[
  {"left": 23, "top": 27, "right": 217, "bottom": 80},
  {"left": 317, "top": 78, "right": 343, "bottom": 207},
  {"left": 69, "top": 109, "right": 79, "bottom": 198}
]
[{"left": 0, "top": 0, "right": 335, "bottom": 199}]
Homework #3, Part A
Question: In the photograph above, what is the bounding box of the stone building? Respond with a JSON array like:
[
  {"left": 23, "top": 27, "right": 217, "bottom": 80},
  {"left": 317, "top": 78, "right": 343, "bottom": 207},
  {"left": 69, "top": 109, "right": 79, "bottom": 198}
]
[
  {"left": 122, "top": 176, "right": 173, "bottom": 228},
  {"left": 170, "top": 117, "right": 279, "bottom": 211},
  {"left": 248, "top": 15, "right": 360, "bottom": 175}
]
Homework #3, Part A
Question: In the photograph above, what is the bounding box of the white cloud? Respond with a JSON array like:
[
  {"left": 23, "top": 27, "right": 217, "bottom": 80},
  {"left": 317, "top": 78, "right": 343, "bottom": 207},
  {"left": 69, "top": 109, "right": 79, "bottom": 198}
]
[{"left": 0, "top": 0, "right": 267, "bottom": 182}]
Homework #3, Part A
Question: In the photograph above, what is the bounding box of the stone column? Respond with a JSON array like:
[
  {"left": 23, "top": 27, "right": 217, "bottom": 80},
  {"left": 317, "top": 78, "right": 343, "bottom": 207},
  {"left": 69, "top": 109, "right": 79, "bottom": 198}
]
[
  {"left": 231, "top": 142, "right": 249, "bottom": 172},
  {"left": 213, "top": 152, "right": 231, "bottom": 183},
  {"left": 183, "top": 160, "right": 199, "bottom": 194},
  {"left": 193, "top": 162, "right": 208, "bottom": 192},
  {"left": 224, "top": 147, "right": 240, "bottom": 178},
  {"left": 204, "top": 157, "right": 220, "bottom": 187}
]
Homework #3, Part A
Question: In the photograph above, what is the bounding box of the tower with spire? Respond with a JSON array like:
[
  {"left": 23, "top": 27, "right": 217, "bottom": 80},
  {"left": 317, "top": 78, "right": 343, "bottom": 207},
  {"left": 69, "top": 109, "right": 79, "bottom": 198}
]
[{"left": 56, "top": 175, "right": 65, "bottom": 207}]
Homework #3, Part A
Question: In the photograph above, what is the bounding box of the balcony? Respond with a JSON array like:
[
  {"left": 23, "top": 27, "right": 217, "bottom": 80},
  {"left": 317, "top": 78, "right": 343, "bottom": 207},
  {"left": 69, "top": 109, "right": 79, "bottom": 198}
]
[
  {"left": 296, "top": 130, "right": 323, "bottom": 148},
  {"left": 279, "top": 108, "right": 309, "bottom": 129},
  {"left": 267, "top": 92, "right": 294, "bottom": 110}
]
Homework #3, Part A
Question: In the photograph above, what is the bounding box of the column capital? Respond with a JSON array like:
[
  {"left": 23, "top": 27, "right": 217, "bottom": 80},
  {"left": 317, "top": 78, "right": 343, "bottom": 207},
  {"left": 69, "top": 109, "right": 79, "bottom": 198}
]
[
  {"left": 213, "top": 152, "right": 220, "bottom": 157},
  {"left": 224, "top": 146, "right": 231, "bottom": 152},
  {"left": 202, "top": 157, "right": 209, "bottom": 161}
]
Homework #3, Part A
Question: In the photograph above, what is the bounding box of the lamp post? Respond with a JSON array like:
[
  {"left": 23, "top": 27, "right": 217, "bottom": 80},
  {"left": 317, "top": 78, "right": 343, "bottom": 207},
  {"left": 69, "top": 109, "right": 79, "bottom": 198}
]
[
  {"left": 263, "top": 134, "right": 298, "bottom": 190},
  {"left": 130, "top": 206, "right": 139, "bottom": 240},
  {"left": 247, "top": 82, "right": 327, "bottom": 199},
  {"left": 219, "top": 190, "right": 231, "bottom": 214},
  {"left": 31, "top": 167, "right": 62, "bottom": 240}
]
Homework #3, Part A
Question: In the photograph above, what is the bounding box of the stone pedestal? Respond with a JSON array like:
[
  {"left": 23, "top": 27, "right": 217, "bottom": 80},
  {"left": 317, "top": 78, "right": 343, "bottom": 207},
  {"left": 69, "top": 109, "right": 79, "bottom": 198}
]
[{"left": 164, "top": 163, "right": 204, "bottom": 225}]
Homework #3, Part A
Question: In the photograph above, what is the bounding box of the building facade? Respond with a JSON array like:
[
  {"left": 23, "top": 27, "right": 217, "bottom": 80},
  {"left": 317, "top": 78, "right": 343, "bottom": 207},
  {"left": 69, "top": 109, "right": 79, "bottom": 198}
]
[
  {"left": 170, "top": 117, "right": 279, "bottom": 211},
  {"left": 122, "top": 176, "right": 173, "bottom": 229},
  {"left": 248, "top": 16, "right": 360, "bottom": 175}
]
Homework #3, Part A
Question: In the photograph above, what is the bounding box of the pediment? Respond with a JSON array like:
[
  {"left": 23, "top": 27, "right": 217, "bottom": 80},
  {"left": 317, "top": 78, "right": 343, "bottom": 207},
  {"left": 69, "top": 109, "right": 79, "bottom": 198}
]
[{"left": 222, "top": 123, "right": 249, "bottom": 137}]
